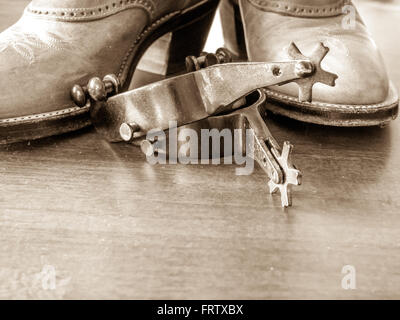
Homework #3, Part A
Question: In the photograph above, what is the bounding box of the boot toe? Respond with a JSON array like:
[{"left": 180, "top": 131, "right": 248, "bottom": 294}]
[{"left": 239, "top": 0, "right": 399, "bottom": 125}]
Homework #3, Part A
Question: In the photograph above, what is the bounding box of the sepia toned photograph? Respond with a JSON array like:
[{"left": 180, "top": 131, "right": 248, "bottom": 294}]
[{"left": 0, "top": 0, "right": 399, "bottom": 303}]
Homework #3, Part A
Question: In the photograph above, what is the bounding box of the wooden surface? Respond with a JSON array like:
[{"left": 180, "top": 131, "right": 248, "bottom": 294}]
[{"left": 0, "top": 0, "right": 400, "bottom": 299}]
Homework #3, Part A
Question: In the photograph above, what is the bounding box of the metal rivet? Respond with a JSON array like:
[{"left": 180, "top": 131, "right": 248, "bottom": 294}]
[
  {"left": 140, "top": 139, "right": 156, "bottom": 157},
  {"left": 87, "top": 77, "right": 107, "bottom": 101},
  {"left": 295, "top": 61, "right": 315, "bottom": 78},
  {"left": 120, "top": 122, "right": 140, "bottom": 142},
  {"left": 71, "top": 85, "right": 87, "bottom": 107},
  {"left": 272, "top": 66, "right": 282, "bottom": 77}
]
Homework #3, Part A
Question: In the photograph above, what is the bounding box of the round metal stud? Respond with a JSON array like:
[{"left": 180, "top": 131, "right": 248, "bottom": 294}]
[
  {"left": 140, "top": 139, "right": 156, "bottom": 157},
  {"left": 70, "top": 84, "right": 87, "bottom": 108},
  {"left": 103, "top": 74, "right": 121, "bottom": 95},
  {"left": 204, "top": 53, "right": 219, "bottom": 68},
  {"left": 87, "top": 77, "right": 107, "bottom": 101},
  {"left": 119, "top": 122, "right": 140, "bottom": 142},
  {"left": 295, "top": 61, "right": 315, "bottom": 78},
  {"left": 185, "top": 55, "right": 201, "bottom": 73},
  {"left": 216, "top": 47, "right": 233, "bottom": 63}
]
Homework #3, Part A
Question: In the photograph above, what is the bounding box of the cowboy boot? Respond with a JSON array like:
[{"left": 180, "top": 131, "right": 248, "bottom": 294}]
[
  {"left": 220, "top": 0, "right": 399, "bottom": 126},
  {"left": 0, "top": 0, "right": 220, "bottom": 144}
]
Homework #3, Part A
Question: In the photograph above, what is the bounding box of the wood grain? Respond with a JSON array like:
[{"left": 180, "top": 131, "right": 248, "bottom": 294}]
[{"left": 0, "top": 0, "right": 399, "bottom": 299}]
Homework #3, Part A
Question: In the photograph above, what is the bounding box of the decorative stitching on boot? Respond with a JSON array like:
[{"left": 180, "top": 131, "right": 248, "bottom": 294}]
[
  {"left": 248, "top": 0, "right": 350, "bottom": 17},
  {"left": 0, "top": 106, "right": 87, "bottom": 124},
  {"left": 26, "top": 0, "right": 155, "bottom": 21},
  {"left": 0, "top": 25, "right": 71, "bottom": 64}
]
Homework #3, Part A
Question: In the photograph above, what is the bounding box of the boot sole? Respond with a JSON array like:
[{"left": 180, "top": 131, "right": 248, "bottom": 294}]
[{"left": 263, "top": 82, "right": 399, "bottom": 127}]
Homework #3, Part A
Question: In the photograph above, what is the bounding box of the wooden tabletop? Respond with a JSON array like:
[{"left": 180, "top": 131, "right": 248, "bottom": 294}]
[{"left": 0, "top": 0, "right": 399, "bottom": 299}]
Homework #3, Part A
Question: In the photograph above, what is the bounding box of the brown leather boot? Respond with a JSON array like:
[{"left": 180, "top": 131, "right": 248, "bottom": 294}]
[
  {"left": 220, "top": 0, "right": 399, "bottom": 126},
  {"left": 0, "top": 0, "right": 220, "bottom": 144}
]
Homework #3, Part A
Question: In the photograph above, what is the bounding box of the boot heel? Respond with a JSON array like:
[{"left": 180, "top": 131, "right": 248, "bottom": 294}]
[
  {"left": 219, "top": 0, "right": 247, "bottom": 60},
  {"left": 137, "top": 4, "right": 218, "bottom": 76}
]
